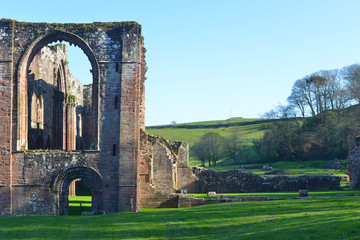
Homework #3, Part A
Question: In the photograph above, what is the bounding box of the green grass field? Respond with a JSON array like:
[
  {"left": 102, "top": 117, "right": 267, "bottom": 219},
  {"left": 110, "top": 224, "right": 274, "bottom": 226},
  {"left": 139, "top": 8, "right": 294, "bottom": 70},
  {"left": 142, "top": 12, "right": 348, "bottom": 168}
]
[
  {"left": 151, "top": 117, "right": 262, "bottom": 127},
  {"left": 2, "top": 196, "right": 360, "bottom": 239},
  {"left": 68, "top": 196, "right": 92, "bottom": 215},
  {"left": 147, "top": 118, "right": 266, "bottom": 167},
  {"left": 238, "top": 160, "right": 348, "bottom": 176},
  {"left": 180, "top": 159, "right": 348, "bottom": 177},
  {"left": 146, "top": 118, "right": 266, "bottom": 148}
]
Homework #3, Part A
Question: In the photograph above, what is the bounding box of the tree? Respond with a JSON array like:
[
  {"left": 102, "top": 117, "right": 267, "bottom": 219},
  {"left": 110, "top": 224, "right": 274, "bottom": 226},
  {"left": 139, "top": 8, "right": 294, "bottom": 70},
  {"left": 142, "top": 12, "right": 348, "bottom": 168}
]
[
  {"left": 287, "top": 79, "right": 308, "bottom": 118},
  {"left": 224, "top": 128, "right": 242, "bottom": 164},
  {"left": 289, "top": 78, "right": 317, "bottom": 116},
  {"left": 191, "top": 132, "right": 224, "bottom": 167},
  {"left": 288, "top": 70, "right": 348, "bottom": 119},
  {"left": 261, "top": 104, "right": 303, "bottom": 161},
  {"left": 343, "top": 64, "right": 360, "bottom": 103},
  {"left": 307, "top": 74, "right": 328, "bottom": 114},
  {"left": 320, "top": 69, "right": 341, "bottom": 110}
]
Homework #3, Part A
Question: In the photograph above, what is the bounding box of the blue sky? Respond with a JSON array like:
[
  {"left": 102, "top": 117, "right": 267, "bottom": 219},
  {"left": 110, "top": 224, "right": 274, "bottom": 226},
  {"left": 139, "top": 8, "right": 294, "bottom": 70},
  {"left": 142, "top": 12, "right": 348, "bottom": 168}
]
[{"left": 2, "top": 0, "right": 360, "bottom": 126}]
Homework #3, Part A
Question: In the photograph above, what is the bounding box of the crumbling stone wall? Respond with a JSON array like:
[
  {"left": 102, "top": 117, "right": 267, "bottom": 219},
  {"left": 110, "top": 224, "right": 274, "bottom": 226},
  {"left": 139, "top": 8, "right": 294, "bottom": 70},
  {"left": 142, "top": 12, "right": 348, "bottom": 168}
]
[
  {"left": 138, "top": 131, "right": 341, "bottom": 208},
  {"left": 138, "top": 131, "right": 197, "bottom": 208},
  {"left": 0, "top": 19, "right": 146, "bottom": 216},
  {"left": 190, "top": 167, "right": 342, "bottom": 193}
]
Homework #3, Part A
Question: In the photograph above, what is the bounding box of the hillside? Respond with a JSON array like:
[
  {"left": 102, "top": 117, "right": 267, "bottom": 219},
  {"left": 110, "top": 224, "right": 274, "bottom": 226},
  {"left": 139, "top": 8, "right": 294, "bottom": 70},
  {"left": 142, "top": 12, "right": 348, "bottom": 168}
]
[
  {"left": 146, "top": 118, "right": 266, "bottom": 167},
  {"left": 146, "top": 111, "right": 360, "bottom": 173},
  {"left": 146, "top": 117, "right": 266, "bottom": 147}
]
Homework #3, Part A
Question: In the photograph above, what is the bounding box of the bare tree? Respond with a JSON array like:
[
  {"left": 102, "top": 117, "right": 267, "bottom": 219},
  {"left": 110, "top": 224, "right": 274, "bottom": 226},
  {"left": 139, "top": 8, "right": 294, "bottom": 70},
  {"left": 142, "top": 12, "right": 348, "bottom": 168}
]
[
  {"left": 287, "top": 79, "right": 308, "bottom": 118},
  {"left": 292, "top": 78, "right": 317, "bottom": 116},
  {"left": 342, "top": 64, "right": 360, "bottom": 103}
]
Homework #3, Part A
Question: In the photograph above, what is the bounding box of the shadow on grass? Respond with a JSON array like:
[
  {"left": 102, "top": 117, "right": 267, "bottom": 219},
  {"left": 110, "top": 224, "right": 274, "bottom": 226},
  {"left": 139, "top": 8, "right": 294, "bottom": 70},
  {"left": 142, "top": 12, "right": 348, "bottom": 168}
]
[
  {"left": 70, "top": 200, "right": 92, "bottom": 204},
  {"left": 68, "top": 196, "right": 92, "bottom": 216}
]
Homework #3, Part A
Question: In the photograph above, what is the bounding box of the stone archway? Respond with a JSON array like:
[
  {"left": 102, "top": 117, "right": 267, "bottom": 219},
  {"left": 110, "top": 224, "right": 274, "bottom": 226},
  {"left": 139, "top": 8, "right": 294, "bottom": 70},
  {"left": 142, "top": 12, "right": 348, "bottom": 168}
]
[
  {"left": 52, "top": 166, "right": 103, "bottom": 215},
  {"left": 16, "top": 30, "right": 100, "bottom": 151}
]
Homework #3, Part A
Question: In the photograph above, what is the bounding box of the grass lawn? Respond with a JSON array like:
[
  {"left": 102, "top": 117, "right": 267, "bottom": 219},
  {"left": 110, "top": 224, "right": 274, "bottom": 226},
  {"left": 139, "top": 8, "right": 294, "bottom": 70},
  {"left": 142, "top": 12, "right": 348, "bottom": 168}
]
[
  {"left": 68, "top": 196, "right": 92, "bottom": 215},
  {"left": 2, "top": 197, "right": 360, "bottom": 239},
  {"left": 239, "top": 161, "right": 348, "bottom": 176}
]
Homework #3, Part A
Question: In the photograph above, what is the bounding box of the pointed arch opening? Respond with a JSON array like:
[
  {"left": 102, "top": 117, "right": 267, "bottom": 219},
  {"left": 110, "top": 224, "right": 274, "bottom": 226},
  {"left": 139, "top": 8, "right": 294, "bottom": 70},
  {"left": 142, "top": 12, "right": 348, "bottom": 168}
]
[{"left": 16, "top": 30, "right": 100, "bottom": 151}]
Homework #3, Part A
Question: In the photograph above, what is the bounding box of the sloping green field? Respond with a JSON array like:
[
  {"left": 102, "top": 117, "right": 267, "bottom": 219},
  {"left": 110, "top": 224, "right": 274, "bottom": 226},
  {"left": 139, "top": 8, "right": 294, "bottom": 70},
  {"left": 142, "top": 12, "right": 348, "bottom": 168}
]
[
  {"left": 147, "top": 118, "right": 266, "bottom": 167},
  {"left": 146, "top": 118, "right": 266, "bottom": 147},
  {"left": 2, "top": 197, "right": 360, "bottom": 239}
]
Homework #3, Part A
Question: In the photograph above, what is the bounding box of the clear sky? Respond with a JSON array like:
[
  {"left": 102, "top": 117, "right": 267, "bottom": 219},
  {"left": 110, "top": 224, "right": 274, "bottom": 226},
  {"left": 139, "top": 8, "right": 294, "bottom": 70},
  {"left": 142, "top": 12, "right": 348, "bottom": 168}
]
[{"left": 2, "top": 0, "right": 360, "bottom": 126}]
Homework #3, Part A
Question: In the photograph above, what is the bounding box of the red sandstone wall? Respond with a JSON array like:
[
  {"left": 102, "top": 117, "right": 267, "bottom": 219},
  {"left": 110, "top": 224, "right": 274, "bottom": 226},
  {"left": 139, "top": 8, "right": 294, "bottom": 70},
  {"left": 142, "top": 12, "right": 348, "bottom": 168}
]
[
  {"left": 175, "top": 142, "right": 198, "bottom": 192},
  {"left": 0, "top": 19, "right": 144, "bottom": 215},
  {"left": 139, "top": 47, "right": 146, "bottom": 131},
  {"left": 138, "top": 132, "right": 195, "bottom": 208},
  {"left": 118, "top": 62, "right": 140, "bottom": 212},
  {"left": 11, "top": 151, "right": 100, "bottom": 215},
  {"left": 0, "top": 20, "right": 13, "bottom": 216}
]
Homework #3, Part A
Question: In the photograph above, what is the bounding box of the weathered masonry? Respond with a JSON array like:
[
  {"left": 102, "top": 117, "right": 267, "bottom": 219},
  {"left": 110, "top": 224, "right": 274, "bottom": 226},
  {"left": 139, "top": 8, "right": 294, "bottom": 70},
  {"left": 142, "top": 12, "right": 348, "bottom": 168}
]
[
  {"left": 348, "top": 137, "right": 360, "bottom": 189},
  {"left": 0, "top": 19, "right": 146, "bottom": 215}
]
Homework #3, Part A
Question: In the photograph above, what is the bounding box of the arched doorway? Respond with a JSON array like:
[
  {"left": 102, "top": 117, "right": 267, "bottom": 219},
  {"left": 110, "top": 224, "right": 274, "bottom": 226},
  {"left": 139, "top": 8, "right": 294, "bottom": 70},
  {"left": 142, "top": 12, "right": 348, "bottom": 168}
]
[
  {"left": 16, "top": 30, "right": 100, "bottom": 151},
  {"left": 52, "top": 166, "right": 103, "bottom": 216}
]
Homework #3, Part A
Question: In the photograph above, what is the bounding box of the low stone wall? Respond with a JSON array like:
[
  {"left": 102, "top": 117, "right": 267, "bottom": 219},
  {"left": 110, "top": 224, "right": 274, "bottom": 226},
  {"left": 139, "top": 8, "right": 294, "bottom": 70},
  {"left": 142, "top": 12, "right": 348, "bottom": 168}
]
[
  {"left": 139, "top": 131, "right": 342, "bottom": 209},
  {"left": 139, "top": 193, "right": 179, "bottom": 208},
  {"left": 189, "top": 167, "right": 341, "bottom": 193}
]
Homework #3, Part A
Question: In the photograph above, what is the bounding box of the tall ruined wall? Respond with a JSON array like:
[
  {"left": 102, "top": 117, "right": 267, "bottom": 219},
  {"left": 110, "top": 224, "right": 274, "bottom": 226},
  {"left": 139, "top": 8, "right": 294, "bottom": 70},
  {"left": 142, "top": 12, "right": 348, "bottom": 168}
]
[
  {"left": 139, "top": 47, "right": 146, "bottom": 131},
  {"left": 0, "top": 19, "right": 145, "bottom": 216},
  {"left": 0, "top": 20, "right": 14, "bottom": 216},
  {"left": 348, "top": 137, "right": 360, "bottom": 189}
]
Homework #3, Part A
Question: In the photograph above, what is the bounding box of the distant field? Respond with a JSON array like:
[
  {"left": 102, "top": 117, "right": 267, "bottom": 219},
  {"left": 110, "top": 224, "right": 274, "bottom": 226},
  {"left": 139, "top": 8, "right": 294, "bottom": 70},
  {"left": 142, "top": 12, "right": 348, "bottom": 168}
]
[
  {"left": 146, "top": 118, "right": 266, "bottom": 149},
  {"left": 149, "top": 117, "right": 263, "bottom": 127},
  {"left": 2, "top": 197, "right": 360, "bottom": 239},
  {"left": 172, "top": 117, "right": 264, "bottom": 126}
]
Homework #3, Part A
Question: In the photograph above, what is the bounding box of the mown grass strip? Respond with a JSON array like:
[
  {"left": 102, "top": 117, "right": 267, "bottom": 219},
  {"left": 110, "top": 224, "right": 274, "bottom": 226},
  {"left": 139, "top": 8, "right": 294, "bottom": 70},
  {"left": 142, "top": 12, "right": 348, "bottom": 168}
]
[{"left": 2, "top": 197, "right": 360, "bottom": 239}]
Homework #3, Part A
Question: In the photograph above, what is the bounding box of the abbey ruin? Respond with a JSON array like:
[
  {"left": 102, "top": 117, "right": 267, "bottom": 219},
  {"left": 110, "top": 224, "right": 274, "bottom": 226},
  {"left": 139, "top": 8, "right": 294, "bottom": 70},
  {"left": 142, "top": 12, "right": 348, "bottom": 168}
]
[
  {"left": 0, "top": 19, "right": 345, "bottom": 216},
  {"left": 0, "top": 19, "right": 201, "bottom": 216},
  {"left": 0, "top": 19, "right": 148, "bottom": 215}
]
